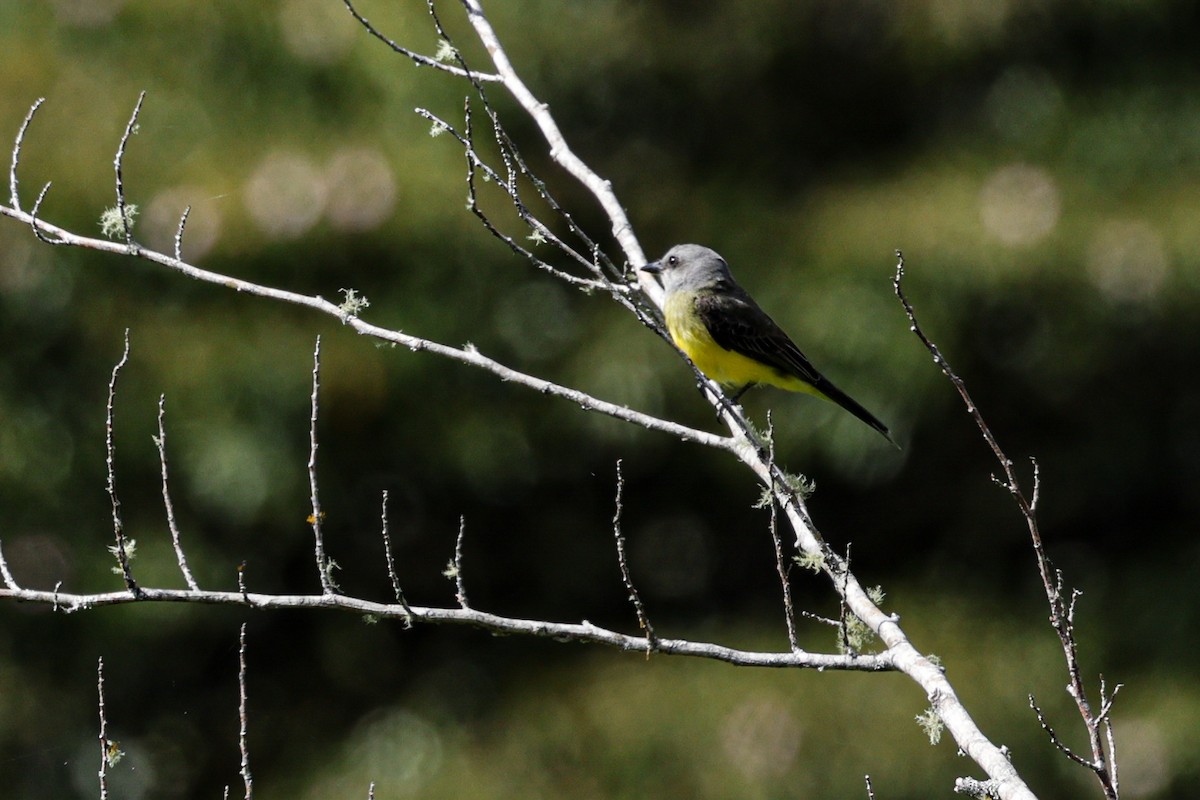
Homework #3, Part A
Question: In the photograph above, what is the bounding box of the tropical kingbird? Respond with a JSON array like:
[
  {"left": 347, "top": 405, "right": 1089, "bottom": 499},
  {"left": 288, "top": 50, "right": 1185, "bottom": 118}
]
[{"left": 641, "top": 244, "right": 896, "bottom": 446}]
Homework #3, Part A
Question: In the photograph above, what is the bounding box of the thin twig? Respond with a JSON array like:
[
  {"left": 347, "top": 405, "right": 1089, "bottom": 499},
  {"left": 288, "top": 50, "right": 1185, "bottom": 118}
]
[
  {"left": 308, "top": 336, "right": 335, "bottom": 594},
  {"left": 451, "top": 516, "right": 468, "bottom": 608},
  {"left": 106, "top": 329, "right": 138, "bottom": 594},
  {"left": 112, "top": 92, "right": 145, "bottom": 247},
  {"left": 413, "top": 4, "right": 631, "bottom": 289},
  {"left": 865, "top": 774, "right": 876, "bottom": 800},
  {"left": 29, "top": 180, "right": 63, "bottom": 245},
  {"left": 612, "top": 460, "right": 655, "bottom": 649},
  {"left": 1101, "top": 679, "right": 1121, "bottom": 797},
  {"left": 1029, "top": 694, "right": 1092, "bottom": 769},
  {"left": 156, "top": 395, "right": 199, "bottom": 591},
  {"left": 379, "top": 490, "right": 413, "bottom": 620},
  {"left": 239, "top": 623, "right": 253, "bottom": 800},
  {"left": 837, "top": 544, "right": 855, "bottom": 655},
  {"left": 97, "top": 657, "right": 110, "bottom": 800},
  {"left": 341, "top": 0, "right": 502, "bottom": 82},
  {"left": 174, "top": 205, "right": 190, "bottom": 261},
  {"left": 450, "top": 102, "right": 608, "bottom": 291},
  {"left": 0, "top": 541, "right": 17, "bottom": 590},
  {"left": 800, "top": 610, "right": 841, "bottom": 628},
  {"left": 764, "top": 413, "right": 799, "bottom": 651},
  {"left": 9, "top": 97, "right": 44, "bottom": 210}
]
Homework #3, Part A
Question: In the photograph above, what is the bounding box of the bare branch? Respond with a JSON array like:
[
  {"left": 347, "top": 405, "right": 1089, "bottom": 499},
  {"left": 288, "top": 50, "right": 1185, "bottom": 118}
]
[
  {"left": 0, "top": 541, "right": 17, "bottom": 590},
  {"left": 29, "top": 180, "right": 64, "bottom": 245},
  {"left": 9, "top": 97, "right": 44, "bottom": 211},
  {"left": 238, "top": 623, "right": 253, "bottom": 800},
  {"left": 112, "top": 91, "right": 145, "bottom": 247},
  {"left": 896, "top": 251, "right": 1118, "bottom": 798},
  {"left": 307, "top": 336, "right": 336, "bottom": 594},
  {"left": 0, "top": 200, "right": 727, "bottom": 452},
  {"left": 451, "top": 515, "right": 468, "bottom": 608},
  {"left": 762, "top": 414, "right": 799, "bottom": 652},
  {"left": 1101, "top": 681, "right": 1121, "bottom": 797},
  {"left": 1029, "top": 694, "right": 1092, "bottom": 769},
  {"left": 458, "top": 0, "right": 648, "bottom": 277},
  {"left": 612, "top": 460, "right": 654, "bottom": 649},
  {"left": 837, "top": 544, "right": 855, "bottom": 655},
  {"left": 379, "top": 490, "right": 413, "bottom": 620},
  {"left": 174, "top": 205, "right": 190, "bottom": 261},
  {"left": 97, "top": 657, "right": 110, "bottom": 800},
  {"left": 0, "top": 582, "right": 892, "bottom": 670},
  {"left": 105, "top": 329, "right": 139, "bottom": 595},
  {"left": 340, "top": 0, "right": 501, "bottom": 82},
  {"left": 444, "top": 102, "right": 610, "bottom": 291},
  {"left": 156, "top": 395, "right": 199, "bottom": 591}
]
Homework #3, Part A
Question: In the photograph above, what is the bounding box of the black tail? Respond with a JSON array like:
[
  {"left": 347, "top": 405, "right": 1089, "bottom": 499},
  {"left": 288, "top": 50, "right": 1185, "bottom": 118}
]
[{"left": 812, "top": 374, "right": 899, "bottom": 449}]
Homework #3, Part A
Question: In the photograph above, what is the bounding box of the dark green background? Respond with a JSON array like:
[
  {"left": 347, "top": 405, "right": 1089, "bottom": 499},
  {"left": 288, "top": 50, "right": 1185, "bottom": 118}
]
[{"left": 2, "top": 1, "right": 1198, "bottom": 797}]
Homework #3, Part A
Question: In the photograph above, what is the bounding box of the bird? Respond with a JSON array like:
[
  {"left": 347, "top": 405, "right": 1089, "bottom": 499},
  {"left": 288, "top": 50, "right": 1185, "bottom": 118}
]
[{"left": 640, "top": 243, "right": 896, "bottom": 446}]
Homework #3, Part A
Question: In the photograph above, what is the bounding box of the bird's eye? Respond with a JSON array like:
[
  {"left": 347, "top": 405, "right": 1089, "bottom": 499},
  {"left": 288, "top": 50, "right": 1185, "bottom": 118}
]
[{"left": 667, "top": 255, "right": 678, "bottom": 266}]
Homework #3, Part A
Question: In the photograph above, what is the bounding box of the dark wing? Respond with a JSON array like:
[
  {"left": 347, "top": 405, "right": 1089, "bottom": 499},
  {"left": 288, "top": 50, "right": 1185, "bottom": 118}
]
[
  {"left": 695, "top": 285, "right": 896, "bottom": 445},
  {"left": 694, "top": 284, "right": 823, "bottom": 384}
]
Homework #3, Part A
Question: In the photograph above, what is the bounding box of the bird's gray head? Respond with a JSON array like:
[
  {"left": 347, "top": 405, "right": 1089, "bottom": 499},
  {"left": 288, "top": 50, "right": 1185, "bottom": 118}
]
[{"left": 639, "top": 244, "right": 733, "bottom": 294}]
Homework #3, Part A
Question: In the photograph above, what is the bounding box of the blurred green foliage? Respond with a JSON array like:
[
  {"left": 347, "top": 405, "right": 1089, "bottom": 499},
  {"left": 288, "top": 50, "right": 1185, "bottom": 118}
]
[{"left": 2, "top": 0, "right": 1200, "bottom": 798}]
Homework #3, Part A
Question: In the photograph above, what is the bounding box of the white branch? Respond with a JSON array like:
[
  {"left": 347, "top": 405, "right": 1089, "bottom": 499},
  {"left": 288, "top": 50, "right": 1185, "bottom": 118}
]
[
  {"left": 459, "top": 0, "right": 650, "bottom": 287},
  {"left": 0, "top": 203, "right": 728, "bottom": 452},
  {"left": 0, "top": 584, "right": 892, "bottom": 672}
]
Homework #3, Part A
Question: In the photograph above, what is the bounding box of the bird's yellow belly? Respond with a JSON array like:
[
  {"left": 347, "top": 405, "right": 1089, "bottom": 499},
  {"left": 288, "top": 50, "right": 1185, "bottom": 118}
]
[{"left": 664, "top": 293, "right": 804, "bottom": 391}]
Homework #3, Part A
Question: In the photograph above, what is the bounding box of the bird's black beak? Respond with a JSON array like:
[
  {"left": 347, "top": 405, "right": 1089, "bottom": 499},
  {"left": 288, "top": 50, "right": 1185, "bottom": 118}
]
[{"left": 639, "top": 260, "right": 663, "bottom": 275}]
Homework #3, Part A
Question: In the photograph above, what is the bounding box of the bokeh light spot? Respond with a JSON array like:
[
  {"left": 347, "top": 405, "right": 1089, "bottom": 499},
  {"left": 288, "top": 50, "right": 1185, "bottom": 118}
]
[
  {"left": 51, "top": 0, "right": 126, "bottom": 26},
  {"left": 279, "top": 0, "right": 358, "bottom": 64},
  {"left": 979, "top": 163, "right": 1060, "bottom": 246},
  {"left": 1086, "top": 219, "right": 1168, "bottom": 303},
  {"left": 244, "top": 151, "right": 328, "bottom": 240},
  {"left": 721, "top": 694, "right": 802, "bottom": 780},
  {"left": 324, "top": 147, "right": 397, "bottom": 232}
]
